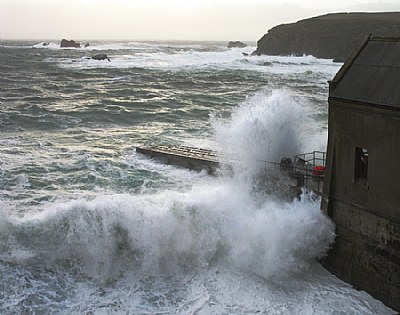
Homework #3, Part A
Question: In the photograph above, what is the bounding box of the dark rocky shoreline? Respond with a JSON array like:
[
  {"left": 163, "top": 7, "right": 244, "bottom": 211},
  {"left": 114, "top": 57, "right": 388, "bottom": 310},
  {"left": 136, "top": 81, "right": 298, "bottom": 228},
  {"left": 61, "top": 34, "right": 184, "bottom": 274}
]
[{"left": 254, "top": 12, "right": 400, "bottom": 62}]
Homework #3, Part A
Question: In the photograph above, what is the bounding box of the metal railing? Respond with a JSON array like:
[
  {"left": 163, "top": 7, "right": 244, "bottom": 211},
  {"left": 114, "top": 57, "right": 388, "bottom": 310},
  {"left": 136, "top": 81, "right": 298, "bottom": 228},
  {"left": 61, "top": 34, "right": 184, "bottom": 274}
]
[
  {"left": 292, "top": 151, "right": 326, "bottom": 193},
  {"left": 293, "top": 151, "right": 326, "bottom": 168},
  {"left": 256, "top": 151, "right": 327, "bottom": 193}
]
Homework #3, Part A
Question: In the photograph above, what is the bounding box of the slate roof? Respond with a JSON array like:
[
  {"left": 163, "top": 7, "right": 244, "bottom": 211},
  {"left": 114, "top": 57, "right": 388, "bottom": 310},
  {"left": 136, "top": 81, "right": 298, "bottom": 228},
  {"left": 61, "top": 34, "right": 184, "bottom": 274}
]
[{"left": 330, "top": 37, "right": 400, "bottom": 109}]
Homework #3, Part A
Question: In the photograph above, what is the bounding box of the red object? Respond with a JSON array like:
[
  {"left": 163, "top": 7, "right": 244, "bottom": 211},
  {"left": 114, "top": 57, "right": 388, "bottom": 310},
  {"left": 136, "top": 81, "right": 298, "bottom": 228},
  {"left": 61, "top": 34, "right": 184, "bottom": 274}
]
[{"left": 312, "top": 165, "right": 325, "bottom": 176}]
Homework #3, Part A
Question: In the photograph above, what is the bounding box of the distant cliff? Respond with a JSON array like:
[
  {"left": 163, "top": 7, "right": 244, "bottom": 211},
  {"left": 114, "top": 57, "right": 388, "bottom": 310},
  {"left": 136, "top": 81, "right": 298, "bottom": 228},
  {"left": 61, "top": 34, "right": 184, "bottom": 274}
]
[{"left": 254, "top": 12, "right": 400, "bottom": 62}]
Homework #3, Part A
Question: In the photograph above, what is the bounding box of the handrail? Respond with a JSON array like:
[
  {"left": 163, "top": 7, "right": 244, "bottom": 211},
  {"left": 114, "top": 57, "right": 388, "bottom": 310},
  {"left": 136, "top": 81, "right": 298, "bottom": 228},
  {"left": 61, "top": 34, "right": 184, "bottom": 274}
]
[
  {"left": 257, "top": 151, "right": 326, "bottom": 171},
  {"left": 256, "top": 151, "right": 327, "bottom": 193},
  {"left": 293, "top": 151, "right": 326, "bottom": 167}
]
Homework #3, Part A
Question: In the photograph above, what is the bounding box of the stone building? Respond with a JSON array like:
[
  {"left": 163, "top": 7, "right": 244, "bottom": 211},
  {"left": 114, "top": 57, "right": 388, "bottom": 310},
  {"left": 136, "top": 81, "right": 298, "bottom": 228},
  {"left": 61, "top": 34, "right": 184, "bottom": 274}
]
[{"left": 321, "top": 36, "right": 400, "bottom": 312}]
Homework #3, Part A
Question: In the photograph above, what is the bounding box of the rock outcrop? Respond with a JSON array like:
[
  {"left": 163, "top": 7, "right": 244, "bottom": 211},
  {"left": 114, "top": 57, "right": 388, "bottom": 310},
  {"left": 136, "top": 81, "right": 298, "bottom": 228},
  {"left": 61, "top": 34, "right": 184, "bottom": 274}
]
[
  {"left": 228, "top": 41, "right": 247, "bottom": 48},
  {"left": 91, "top": 54, "right": 110, "bottom": 61},
  {"left": 60, "top": 39, "right": 81, "bottom": 48},
  {"left": 254, "top": 12, "right": 400, "bottom": 62}
]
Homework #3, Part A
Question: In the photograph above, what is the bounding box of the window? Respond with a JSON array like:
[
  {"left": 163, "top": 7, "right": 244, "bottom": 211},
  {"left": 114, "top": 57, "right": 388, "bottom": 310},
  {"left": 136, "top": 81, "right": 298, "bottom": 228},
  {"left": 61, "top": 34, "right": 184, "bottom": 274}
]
[{"left": 354, "top": 147, "right": 368, "bottom": 181}]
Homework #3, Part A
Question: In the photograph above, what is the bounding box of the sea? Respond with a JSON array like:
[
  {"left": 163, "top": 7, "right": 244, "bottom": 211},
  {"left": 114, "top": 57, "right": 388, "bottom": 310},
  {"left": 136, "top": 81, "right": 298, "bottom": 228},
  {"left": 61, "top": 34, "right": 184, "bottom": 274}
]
[{"left": 0, "top": 40, "right": 395, "bottom": 314}]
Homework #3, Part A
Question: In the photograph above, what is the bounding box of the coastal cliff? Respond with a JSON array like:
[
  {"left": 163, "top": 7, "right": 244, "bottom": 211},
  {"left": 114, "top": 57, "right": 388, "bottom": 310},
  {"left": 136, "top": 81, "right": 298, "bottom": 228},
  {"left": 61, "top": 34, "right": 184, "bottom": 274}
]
[{"left": 254, "top": 12, "right": 400, "bottom": 62}]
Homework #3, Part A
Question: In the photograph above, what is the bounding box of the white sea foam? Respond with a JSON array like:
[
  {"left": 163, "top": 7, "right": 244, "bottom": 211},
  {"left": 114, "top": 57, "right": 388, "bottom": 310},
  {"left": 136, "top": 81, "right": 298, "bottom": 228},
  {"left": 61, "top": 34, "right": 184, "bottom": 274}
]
[
  {"left": 1, "top": 40, "right": 394, "bottom": 315},
  {"left": 1, "top": 83, "right": 395, "bottom": 313},
  {"left": 33, "top": 41, "right": 220, "bottom": 51},
  {"left": 32, "top": 41, "right": 340, "bottom": 78},
  {"left": 44, "top": 41, "right": 340, "bottom": 75},
  {"left": 0, "top": 89, "right": 335, "bottom": 282},
  {"left": 66, "top": 51, "right": 333, "bottom": 72},
  {"left": 213, "top": 89, "right": 327, "bottom": 185},
  {"left": 52, "top": 45, "right": 254, "bottom": 70},
  {"left": 2, "top": 183, "right": 392, "bottom": 314},
  {"left": 1, "top": 182, "right": 333, "bottom": 279}
]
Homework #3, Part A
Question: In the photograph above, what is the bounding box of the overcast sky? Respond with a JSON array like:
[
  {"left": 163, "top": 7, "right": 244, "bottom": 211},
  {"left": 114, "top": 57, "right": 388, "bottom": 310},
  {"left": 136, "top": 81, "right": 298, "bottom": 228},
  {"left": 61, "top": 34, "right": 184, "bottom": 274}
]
[{"left": 1, "top": 0, "right": 399, "bottom": 41}]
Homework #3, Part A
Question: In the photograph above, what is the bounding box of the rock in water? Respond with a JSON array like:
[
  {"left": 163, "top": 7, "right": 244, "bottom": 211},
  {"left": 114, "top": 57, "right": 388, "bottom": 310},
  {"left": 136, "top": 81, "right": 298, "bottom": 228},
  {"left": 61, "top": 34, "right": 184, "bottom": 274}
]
[
  {"left": 60, "top": 39, "right": 81, "bottom": 48},
  {"left": 228, "top": 41, "right": 247, "bottom": 48},
  {"left": 91, "top": 54, "right": 111, "bottom": 61},
  {"left": 254, "top": 12, "right": 400, "bottom": 62}
]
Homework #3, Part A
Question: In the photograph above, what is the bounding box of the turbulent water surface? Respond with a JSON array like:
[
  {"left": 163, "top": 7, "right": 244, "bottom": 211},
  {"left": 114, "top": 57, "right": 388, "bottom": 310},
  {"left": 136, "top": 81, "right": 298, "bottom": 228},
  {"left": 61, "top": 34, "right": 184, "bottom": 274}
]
[{"left": 0, "top": 41, "right": 395, "bottom": 314}]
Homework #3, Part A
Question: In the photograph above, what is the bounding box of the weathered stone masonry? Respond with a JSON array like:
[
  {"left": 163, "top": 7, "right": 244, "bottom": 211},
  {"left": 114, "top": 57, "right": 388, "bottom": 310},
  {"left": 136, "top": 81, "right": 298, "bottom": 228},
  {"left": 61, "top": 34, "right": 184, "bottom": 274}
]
[{"left": 321, "top": 37, "right": 400, "bottom": 312}]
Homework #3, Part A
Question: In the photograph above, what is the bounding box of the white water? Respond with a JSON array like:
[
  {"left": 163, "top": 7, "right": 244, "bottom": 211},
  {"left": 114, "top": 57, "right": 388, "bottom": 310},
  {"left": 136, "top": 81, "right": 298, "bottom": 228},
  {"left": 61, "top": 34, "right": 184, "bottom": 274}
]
[
  {"left": 1, "top": 90, "right": 395, "bottom": 314},
  {"left": 33, "top": 40, "right": 339, "bottom": 76},
  {"left": 57, "top": 52, "right": 336, "bottom": 73},
  {"left": 1, "top": 42, "right": 395, "bottom": 314}
]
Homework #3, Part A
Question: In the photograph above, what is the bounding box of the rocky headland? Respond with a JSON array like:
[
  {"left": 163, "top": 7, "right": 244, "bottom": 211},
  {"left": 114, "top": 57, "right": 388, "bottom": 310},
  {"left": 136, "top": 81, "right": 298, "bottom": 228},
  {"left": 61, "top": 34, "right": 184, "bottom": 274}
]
[{"left": 254, "top": 12, "right": 400, "bottom": 62}]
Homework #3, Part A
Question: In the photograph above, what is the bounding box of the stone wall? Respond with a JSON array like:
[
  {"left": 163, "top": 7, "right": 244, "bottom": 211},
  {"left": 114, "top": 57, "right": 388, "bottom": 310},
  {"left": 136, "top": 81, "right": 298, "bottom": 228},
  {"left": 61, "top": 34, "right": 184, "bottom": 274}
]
[{"left": 321, "top": 99, "right": 400, "bottom": 311}]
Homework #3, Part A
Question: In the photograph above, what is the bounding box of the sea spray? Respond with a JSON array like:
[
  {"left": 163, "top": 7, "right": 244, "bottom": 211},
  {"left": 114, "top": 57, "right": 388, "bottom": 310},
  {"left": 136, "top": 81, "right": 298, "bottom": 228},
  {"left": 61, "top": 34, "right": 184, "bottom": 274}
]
[
  {"left": 0, "top": 182, "right": 335, "bottom": 282},
  {"left": 0, "top": 88, "right": 336, "bottom": 282},
  {"left": 209, "top": 88, "right": 335, "bottom": 275},
  {"left": 1, "top": 40, "right": 392, "bottom": 315},
  {"left": 213, "top": 89, "right": 317, "bottom": 191}
]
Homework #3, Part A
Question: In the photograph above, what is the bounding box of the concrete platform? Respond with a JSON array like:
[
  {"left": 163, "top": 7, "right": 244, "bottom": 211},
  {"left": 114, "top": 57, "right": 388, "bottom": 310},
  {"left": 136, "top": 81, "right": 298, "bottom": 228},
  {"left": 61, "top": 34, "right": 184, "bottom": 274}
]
[
  {"left": 136, "top": 145, "right": 324, "bottom": 195},
  {"left": 136, "top": 145, "right": 220, "bottom": 174}
]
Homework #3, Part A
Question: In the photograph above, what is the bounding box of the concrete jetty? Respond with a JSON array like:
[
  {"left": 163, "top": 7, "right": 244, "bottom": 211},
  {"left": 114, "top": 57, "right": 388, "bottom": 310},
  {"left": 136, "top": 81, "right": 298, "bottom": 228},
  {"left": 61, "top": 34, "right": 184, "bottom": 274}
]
[
  {"left": 136, "top": 145, "right": 220, "bottom": 174},
  {"left": 136, "top": 145, "right": 325, "bottom": 196}
]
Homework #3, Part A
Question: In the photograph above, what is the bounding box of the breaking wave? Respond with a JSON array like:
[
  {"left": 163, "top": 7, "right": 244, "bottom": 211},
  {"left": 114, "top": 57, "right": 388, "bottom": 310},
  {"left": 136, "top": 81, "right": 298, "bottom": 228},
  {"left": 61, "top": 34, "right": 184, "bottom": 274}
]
[
  {"left": 0, "top": 186, "right": 334, "bottom": 281},
  {"left": 0, "top": 89, "right": 334, "bottom": 282}
]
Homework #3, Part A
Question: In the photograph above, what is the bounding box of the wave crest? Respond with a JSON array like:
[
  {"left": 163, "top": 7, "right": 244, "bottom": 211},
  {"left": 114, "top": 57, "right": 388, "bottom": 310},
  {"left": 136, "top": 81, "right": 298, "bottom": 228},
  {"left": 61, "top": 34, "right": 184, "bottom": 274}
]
[{"left": 0, "top": 185, "right": 334, "bottom": 281}]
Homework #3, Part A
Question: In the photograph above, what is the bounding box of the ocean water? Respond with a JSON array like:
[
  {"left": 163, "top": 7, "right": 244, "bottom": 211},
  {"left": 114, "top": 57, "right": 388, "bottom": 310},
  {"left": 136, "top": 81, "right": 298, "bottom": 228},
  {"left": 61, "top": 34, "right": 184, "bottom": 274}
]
[{"left": 0, "top": 40, "right": 395, "bottom": 314}]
